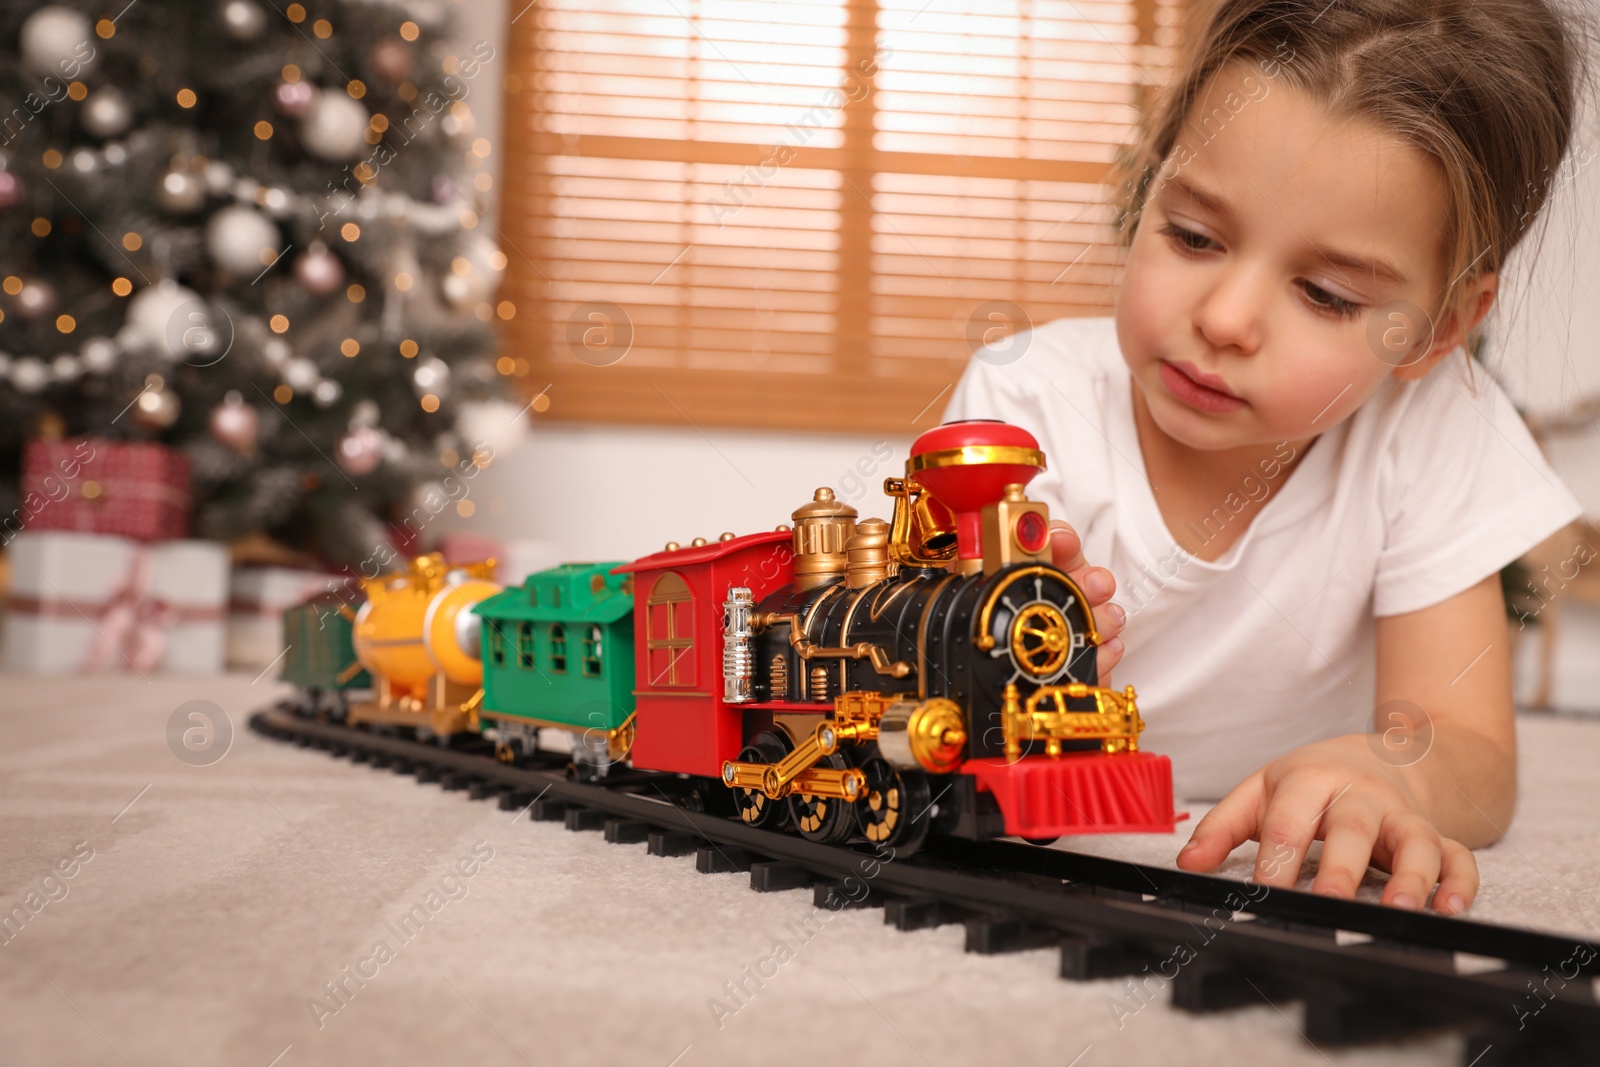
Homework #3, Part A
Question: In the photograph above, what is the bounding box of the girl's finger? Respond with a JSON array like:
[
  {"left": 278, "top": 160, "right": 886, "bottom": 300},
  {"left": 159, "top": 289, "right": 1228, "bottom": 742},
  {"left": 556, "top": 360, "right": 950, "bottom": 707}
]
[
  {"left": 1251, "top": 775, "right": 1344, "bottom": 888},
  {"left": 1098, "top": 601, "right": 1127, "bottom": 642},
  {"left": 1432, "top": 837, "right": 1480, "bottom": 915},
  {"left": 1073, "top": 566, "right": 1117, "bottom": 607},
  {"left": 1378, "top": 817, "right": 1443, "bottom": 910},
  {"left": 1176, "top": 770, "right": 1265, "bottom": 873},
  {"left": 1310, "top": 804, "right": 1380, "bottom": 898},
  {"left": 1096, "top": 635, "right": 1124, "bottom": 684},
  {"left": 1050, "top": 520, "right": 1086, "bottom": 572}
]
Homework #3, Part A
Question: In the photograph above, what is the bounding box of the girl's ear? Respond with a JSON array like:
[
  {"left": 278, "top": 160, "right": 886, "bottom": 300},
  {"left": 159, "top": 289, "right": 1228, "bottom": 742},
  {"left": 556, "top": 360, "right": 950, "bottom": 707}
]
[{"left": 1392, "top": 274, "right": 1499, "bottom": 381}]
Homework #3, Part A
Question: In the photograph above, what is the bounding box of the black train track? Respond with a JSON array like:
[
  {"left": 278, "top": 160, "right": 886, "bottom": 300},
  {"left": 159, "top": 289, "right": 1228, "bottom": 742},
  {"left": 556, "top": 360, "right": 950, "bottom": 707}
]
[{"left": 251, "top": 705, "right": 1599, "bottom": 1065}]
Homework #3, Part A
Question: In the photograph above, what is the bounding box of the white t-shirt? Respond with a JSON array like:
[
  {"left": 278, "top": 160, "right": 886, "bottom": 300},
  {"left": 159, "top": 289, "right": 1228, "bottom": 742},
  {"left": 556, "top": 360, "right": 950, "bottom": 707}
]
[{"left": 942, "top": 316, "right": 1582, "bottom": 799}]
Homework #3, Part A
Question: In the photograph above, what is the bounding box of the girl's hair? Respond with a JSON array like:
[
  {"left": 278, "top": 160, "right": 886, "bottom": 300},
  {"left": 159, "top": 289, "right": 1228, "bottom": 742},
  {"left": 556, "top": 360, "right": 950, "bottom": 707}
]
[{"left": 1117, "top": 0, "right": 1589, "bottom": 334}]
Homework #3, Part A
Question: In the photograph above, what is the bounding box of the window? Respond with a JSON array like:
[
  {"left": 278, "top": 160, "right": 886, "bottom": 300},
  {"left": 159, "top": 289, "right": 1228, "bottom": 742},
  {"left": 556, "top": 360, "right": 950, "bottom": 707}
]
[
  {"left": 550, "top": 623, "right": 568, "bottom": 673},
  {"left": 501, "top": 0, "right": 1180, "bottom": 432},
  {"left": 582, "top": 625, "right": 603, "bottom": 677},
  {"left": 517, "top": 621, "right": 535, "bottom": 668},
  {"left": 645, "top": 571, "right": 696, "bottom": 687},
  {"left": 489, "top": 622, "right": 506, "bottom": 667}
]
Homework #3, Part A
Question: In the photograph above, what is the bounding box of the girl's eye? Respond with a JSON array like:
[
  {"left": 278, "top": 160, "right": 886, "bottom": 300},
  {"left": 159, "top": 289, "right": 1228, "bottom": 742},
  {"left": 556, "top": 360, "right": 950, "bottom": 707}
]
[
  {"left": 1299, "top": 279, "right": 1362, "bottom": 320},
  {"left": 1158, "top": 221, "right": 1218, "bottom": 254}
]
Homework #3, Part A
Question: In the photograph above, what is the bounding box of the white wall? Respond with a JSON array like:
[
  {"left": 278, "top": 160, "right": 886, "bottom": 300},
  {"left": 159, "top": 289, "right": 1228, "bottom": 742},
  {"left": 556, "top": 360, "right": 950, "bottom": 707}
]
[
  {"left": 449, "top": 0, "right": 507, "bottom": 178},
  {"left": 1472, "top": 37, "right": 1600, "bottom": 509},
  {"left": 440, "top": 418, "right": 915, "bottom": 566}
]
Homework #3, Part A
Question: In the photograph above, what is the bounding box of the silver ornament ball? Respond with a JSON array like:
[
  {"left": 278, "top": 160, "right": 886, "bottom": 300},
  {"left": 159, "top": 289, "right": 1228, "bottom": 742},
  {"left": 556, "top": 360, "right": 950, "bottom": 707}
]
[
  {"left": 20, "top": 7, "right": 92, "bottom": 78},
  {"left": 10, "top": 356, "right": 49, "bottom": 394},
  {"left": 220, "top": 0, "right": 267, "bottom": 41},
  {"left": 261, "top": 337, "right": 291, "bottom": 368},
  {"left": 350, "top": 399, "right": 380, "bottom": 428},
  {"left": 133, "top": 377, "right": 182, "bottom": 431},
  {"left": 205, "top": 205, "right": 280, "bottom": 275},
  {"left": 283, "top": 357, "right": 319, "bottom": 392},
  {"left": 122, "top": 281, "right": 204, "bottom": 358},
  {"left": 157, "top": 168, "right": 206, "bottom": 214},
  {"left": 440, "top": 272, "right": 473, "bottom": 310},
  {"left": 312, "top": 379, "right": 343, "bottom": 407},
  {"left": 411, "top": 355, "right": 451, "bottom": 399},
  {"left": 298, "top": 93, "right": 369, "bottom": 163},
  {"left": 81, "top": 88, "right": 133, "bottom": 139},
  {"left": 201, "top": 159, "right": 235, "bottom": 197},
  {"left": 15, "top": 280, "right": 58, "bottom": 320},
  {"left": 79, "top": 336, "right": 118, "bottom": 373}
]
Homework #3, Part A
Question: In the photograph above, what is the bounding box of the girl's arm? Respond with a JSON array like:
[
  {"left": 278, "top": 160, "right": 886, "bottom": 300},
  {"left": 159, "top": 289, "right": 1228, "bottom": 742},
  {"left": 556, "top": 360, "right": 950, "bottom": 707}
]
[{"left": 1175, "top": 573, "right": 1515, "bottom": 913}]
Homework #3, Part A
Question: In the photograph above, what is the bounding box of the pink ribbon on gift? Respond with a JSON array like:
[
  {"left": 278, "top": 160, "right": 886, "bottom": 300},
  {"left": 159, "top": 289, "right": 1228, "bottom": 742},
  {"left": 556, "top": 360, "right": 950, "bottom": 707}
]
[{"left": 84, "top": 549, "right": 177, "bottom": 673}]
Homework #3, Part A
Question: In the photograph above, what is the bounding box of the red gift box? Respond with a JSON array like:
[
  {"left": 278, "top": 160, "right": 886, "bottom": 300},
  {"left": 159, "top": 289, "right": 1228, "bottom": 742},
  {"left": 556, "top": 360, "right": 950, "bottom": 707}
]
[{"left": 19, "top": 437, "right": 191, "bottom": 542}]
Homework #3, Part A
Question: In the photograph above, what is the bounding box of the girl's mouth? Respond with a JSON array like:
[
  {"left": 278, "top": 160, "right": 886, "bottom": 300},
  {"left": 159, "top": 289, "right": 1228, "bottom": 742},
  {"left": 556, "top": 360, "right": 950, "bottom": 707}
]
[{"left": 1158, "top": 360, "right": 1247, "bottom": 413}]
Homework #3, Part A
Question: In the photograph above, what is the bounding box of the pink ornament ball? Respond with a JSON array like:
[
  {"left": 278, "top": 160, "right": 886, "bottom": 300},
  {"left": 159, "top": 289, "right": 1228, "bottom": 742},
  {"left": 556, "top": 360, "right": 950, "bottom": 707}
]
[
  {"left": 336, "top": 426, "right": 382, "bottom": 476},
  {"left": 274, "top": 80, "right": 318, "bottom": 118},
  {"left": 369, "top": 38, "right": 414, "bottom": 83},
  {"left": 293, "top": 243, "right": 345, "bottom": 295},
  {"left": 0, "top": 171, "right": 22, "bottom": 211},
  {"left": 209, "top": 393, "right": 260, "bottom": 452}
]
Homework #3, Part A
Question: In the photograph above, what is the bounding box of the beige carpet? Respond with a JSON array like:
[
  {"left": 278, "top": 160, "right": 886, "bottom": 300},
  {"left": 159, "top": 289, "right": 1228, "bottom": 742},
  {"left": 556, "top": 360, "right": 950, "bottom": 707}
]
[{"left": 1, "top": 673, "right": 1596, "bottom": 1067}]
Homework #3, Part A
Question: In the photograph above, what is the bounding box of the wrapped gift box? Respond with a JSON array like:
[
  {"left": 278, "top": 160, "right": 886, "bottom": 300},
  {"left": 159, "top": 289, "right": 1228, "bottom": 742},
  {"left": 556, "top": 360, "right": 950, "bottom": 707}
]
[
  {"left": 439, "top": 531, "right": 505, "bottom": 569},
  {"left": 3, "top": 532, "right": 228, "bottom": 674},
  {"left": 20, "top": 437, "right": 191, "bottom": 541},
  {"left": 228, "top": 566, "right": 343, "bottom": 670}
]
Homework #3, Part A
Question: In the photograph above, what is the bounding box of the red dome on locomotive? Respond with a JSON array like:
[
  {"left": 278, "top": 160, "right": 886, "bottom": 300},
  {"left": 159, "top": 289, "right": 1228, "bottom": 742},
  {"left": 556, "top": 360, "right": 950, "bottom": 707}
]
[{"left": 908, "top": 420, "right": 1047, "bottom": 565}]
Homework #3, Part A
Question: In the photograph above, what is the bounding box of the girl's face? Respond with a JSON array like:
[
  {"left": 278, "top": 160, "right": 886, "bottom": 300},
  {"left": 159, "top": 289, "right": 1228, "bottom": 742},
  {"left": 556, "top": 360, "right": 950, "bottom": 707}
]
[{"left": 1116, "top": 63, "right": 1461, "bottom": 453}]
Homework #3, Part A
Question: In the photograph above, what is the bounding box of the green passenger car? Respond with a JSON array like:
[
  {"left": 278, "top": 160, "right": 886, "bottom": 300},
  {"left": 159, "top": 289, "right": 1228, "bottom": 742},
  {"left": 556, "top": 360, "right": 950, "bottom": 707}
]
[
  {"left": 280, "top": 593, "right": 371, "bottom": 719},
  {"left": 474, "top": 562, "right": 635, "bottom": 767}
]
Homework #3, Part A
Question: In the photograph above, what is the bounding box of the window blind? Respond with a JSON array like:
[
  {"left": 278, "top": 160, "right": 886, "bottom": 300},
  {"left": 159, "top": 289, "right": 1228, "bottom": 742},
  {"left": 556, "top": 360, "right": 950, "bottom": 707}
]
[{"left": 499, "top": 0, "right": 1179, "bottom": 434}]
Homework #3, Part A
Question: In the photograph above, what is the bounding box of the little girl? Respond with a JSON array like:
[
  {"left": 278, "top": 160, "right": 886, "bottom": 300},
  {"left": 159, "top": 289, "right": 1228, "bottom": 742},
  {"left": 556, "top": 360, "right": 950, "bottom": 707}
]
[{"left": 943, "top": 0, "right": 1589, "bottom": 914}]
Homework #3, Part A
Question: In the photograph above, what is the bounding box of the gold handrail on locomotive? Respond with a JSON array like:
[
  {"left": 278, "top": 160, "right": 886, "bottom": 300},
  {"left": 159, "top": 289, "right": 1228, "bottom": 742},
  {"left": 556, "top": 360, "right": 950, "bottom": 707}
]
[
  {"left": 750, "top": 610, "right": 912, "bottom": 679},
  {"left": 1000, "top": 681, "right": 1144, "bottom": 760}
]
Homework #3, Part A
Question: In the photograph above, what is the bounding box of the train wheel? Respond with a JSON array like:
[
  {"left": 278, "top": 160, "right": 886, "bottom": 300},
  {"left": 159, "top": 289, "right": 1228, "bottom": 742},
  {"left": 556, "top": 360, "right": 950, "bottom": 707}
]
[
  {"left": 789, "top": 789, "right": 855, "bottom": 843},
  {"left": 731, "top": 733, "right": 790, "bottom": 829},
  {"left": 855, "top": 758, "right": 932, "bottom": 852}
]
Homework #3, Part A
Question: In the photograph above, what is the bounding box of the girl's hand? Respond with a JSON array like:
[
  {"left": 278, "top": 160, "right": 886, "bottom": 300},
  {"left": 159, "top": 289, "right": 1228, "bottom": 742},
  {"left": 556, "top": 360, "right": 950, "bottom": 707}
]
[
  {"left": 1049, "top": 519, "right": 1126, "bottom": 684},
  {"left": 1174, "top": 734, "right": 1479, "bottom": 914}
]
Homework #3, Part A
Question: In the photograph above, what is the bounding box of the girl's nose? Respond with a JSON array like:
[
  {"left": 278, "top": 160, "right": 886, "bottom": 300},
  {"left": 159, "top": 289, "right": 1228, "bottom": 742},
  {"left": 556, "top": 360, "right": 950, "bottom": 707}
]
[{"left": 1192, "top": 266, "right": 1267, "bottom": 355}]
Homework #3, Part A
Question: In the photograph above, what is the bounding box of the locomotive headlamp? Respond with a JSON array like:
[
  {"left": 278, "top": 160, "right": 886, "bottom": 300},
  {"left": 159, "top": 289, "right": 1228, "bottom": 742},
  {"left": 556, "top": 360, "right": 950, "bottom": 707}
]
[
  {"left": 879, "top": 697, "right": 967, "bottom": 774},
  {"left": 981, "top": 482, "right": 1054, "bottom": 575}
]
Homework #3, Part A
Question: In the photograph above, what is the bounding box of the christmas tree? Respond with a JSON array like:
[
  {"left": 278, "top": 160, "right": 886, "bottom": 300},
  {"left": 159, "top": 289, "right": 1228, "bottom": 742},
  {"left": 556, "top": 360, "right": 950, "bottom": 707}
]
[{"left": 0, "top": 0, "right": 508, "bottom": 564}]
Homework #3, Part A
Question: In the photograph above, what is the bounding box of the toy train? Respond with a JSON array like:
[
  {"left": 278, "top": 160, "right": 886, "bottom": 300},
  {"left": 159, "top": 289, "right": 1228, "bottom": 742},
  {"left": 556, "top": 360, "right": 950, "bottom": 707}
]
[{"left": 281, "top": 420, "right": 1178, "bottom": 852}]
